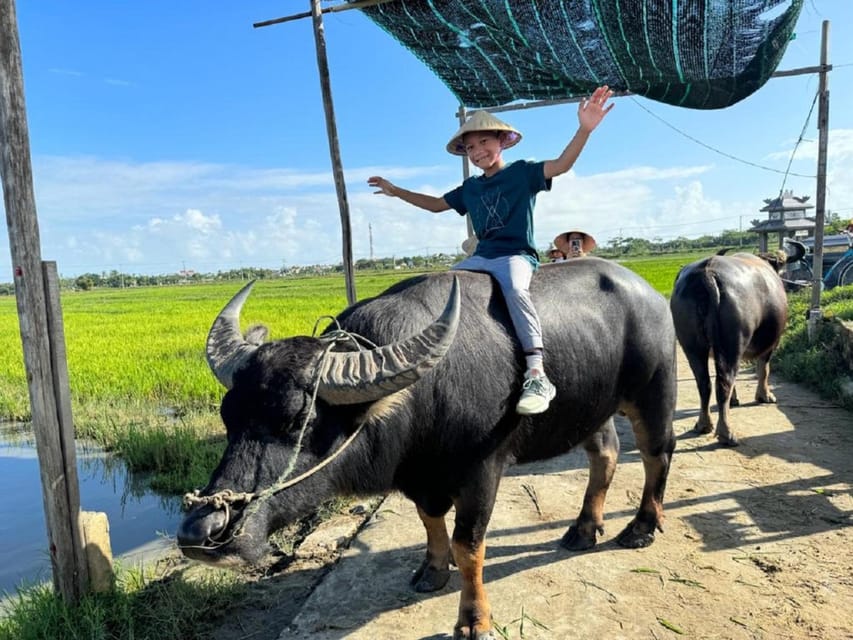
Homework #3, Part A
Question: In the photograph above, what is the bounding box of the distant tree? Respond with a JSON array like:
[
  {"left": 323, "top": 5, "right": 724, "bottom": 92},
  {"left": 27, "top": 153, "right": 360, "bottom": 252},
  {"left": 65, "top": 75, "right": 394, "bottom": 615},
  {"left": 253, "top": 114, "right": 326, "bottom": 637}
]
[{"left": 825, "top": 211, "right": 846, "bottom": 234}]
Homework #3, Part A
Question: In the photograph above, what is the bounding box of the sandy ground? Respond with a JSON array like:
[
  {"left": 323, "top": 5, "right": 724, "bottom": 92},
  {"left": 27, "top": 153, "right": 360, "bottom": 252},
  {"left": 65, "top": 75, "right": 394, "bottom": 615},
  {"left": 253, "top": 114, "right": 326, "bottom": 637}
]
[{"left": 206, "top": 349, "right": 853, "bottom": 640}]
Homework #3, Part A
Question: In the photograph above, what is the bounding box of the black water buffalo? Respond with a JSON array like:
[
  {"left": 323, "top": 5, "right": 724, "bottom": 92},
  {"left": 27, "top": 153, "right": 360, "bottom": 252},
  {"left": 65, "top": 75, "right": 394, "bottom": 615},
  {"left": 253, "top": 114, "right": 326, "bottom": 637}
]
[
  {"left": 670, "top": 244, "right": 803, "bottom": 446},
  {"left": 178, "top": 259, "right": 676, "bottom": 640}
]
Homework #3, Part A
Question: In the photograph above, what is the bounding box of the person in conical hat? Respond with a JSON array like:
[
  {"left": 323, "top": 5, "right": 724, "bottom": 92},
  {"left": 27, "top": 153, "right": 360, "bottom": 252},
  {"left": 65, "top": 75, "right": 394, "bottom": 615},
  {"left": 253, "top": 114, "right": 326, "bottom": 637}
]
[
  {"left": 367, "top": 85, "right": 615, "bottom": 415},
  {"left": 445, "top": 110, "right": 523, "bottom": 156},
  {"left": 554, "top": 230, "right": 597, "bottom": 258}
]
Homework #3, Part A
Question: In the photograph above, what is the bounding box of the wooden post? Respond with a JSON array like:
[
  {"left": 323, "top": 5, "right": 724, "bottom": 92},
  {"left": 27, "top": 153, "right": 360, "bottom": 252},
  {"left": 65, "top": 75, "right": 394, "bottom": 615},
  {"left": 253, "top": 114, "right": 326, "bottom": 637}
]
[
  {"left": 43, "top": 261, "right": 91, "bottom": 595},
  {"left": 310, "top": 0, "right": 357, "bottom": 305},
  {"left": 808, "top": 20, "right": 830, "bottom": 340},
  {"left": 0, "top": 0, "right": 89, "bottom": 602}
]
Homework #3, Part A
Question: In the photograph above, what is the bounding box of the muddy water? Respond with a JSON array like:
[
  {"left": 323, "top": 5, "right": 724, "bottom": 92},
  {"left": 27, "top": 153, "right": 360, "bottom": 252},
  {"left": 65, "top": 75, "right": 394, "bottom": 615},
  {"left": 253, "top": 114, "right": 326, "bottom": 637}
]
[{"left": 0, "top": 422, "right": 183, "bottom": 594}]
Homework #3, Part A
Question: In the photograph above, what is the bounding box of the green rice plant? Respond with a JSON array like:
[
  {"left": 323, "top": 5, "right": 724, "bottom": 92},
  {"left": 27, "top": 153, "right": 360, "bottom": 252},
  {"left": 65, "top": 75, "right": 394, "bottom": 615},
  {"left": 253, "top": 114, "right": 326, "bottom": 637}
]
[
  {"left": 0, "top": 274, "right": 419, "bottom": 423},
  {"left": 617, "top": 251, "right": 711, "bottom": 296}
]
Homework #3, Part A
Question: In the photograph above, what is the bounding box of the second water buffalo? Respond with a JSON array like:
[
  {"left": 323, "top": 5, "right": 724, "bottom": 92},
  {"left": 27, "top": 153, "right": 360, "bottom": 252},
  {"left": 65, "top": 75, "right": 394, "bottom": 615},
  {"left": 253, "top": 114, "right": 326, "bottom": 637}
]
[{"left": 670, "top": 247, "right": 800, "bottom": 446}]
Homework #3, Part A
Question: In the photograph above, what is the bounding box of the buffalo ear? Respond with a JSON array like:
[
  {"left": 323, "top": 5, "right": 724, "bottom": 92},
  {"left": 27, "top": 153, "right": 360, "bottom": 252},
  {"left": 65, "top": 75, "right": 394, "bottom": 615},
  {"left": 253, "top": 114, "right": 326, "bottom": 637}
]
[
  {"left": 757, "top": 251, "right": 785, "bottom": 272},
  {"left": 245, "top": 324, "right": 269, "bottom": 345},
  {"left": 783, "top": 239, "right": 807, "bottom": 264}
]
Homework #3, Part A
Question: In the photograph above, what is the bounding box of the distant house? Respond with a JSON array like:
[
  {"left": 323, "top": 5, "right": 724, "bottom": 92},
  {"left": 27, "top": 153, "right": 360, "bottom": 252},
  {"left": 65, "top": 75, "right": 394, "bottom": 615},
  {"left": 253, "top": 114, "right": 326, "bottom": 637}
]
[{"left": 749, "top": 190, "right": 815, "bottom": 252}]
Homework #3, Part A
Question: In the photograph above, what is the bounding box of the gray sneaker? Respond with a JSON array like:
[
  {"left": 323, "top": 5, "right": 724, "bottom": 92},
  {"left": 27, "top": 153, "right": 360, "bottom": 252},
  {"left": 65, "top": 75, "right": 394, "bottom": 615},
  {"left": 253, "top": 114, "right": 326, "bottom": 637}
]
[{"left": 516, "top": 370, "right": 556, "bottom": 415}]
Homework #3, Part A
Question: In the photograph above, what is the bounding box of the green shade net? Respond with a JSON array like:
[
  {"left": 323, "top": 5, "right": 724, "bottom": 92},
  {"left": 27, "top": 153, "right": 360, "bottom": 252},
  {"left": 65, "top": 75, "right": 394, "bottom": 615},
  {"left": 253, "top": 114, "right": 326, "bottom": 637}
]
[{"left": 357, "top": 0, "right": 803, "bottom": 109}]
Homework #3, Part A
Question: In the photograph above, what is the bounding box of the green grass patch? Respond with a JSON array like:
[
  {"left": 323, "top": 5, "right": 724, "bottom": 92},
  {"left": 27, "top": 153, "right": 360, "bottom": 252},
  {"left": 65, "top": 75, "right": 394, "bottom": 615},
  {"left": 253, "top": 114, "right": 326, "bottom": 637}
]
[
  {"left": 0, "top": 562, "right": 243, "bottom": 640},
  {"left": 616, "top": 251, "right": 711, "bottom": 296},
  {"left": 774, "top": 284, "right": 853, "bottom": 411}
]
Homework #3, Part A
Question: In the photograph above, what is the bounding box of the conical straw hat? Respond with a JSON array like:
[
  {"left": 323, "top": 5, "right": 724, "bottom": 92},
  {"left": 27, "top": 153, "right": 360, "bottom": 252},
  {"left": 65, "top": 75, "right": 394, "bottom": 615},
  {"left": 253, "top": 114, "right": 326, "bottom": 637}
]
[
  {"left": 554, "top": 231, "right": 597, "bottom": 254},
  {"left": 446, "top": 110, "right": 522, "bottom": 156}
]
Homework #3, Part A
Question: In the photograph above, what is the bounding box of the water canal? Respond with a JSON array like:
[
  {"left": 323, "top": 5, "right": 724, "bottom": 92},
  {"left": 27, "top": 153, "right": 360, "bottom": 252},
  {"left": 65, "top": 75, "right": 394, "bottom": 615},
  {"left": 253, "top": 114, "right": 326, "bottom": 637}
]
[{"left": 0, "top": 422, "right": 183, "bottom": 595}]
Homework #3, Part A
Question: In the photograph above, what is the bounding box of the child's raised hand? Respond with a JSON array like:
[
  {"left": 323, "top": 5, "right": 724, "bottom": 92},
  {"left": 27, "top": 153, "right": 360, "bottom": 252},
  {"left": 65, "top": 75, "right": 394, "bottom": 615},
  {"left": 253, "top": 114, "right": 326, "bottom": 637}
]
[
  {"left": 578, "top": 85, "right": 614, "bottom": 133},
  {"left": 368, "top": 176, "right": 396, "bottom": 196}
]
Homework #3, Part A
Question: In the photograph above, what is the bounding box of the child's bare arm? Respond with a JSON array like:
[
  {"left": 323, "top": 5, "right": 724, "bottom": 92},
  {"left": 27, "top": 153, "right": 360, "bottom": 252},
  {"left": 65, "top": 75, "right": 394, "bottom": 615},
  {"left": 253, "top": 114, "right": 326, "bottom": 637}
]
[
  {"left": 367, "top": 176, "right": 449, "bottom": 213},
  {"left": 544, "top": 85, "right": 614, "bottom": 180}
]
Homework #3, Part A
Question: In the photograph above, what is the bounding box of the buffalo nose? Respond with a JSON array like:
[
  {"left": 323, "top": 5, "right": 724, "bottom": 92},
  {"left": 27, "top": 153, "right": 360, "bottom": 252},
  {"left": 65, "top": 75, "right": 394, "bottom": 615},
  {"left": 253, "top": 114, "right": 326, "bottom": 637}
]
[{"left": 177, "top": 507, "right": 228, "bottom": 548}]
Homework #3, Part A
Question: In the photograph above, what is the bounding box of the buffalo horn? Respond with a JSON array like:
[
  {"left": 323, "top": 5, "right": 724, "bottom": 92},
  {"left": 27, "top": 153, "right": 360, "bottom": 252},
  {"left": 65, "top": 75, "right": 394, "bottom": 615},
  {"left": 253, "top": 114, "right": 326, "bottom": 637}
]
[
  {"left": 206, "top": 280, "right": 263, "bottom": 389},
  {"left": 317, "top": 276, "right": 460, "bottom": 405}
]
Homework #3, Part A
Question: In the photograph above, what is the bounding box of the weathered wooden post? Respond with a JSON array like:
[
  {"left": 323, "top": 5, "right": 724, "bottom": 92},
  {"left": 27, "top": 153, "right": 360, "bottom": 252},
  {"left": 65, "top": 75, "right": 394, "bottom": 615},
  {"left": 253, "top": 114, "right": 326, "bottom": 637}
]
[
  {"left": 808, "top": 20, "right": 831, "bottom": 341},
  {"left": 310, "top": 0, "right": 356, "bottom": 305},
  {"left": 0, "top": 0, "right": 89, "bottom": 601}
]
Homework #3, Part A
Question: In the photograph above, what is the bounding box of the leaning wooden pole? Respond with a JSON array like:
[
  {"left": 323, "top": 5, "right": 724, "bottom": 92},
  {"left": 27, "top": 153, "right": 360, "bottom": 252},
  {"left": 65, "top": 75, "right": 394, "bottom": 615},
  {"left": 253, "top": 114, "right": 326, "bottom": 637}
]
[
  {"left": 310, "top": 0, "right": 356, "bottom": 305},
  {"left": 808, "top": 20, "right": 830, "bottom": 339},
  {"left": 0, "top": 0, "right": 89, "bottom": 602}
]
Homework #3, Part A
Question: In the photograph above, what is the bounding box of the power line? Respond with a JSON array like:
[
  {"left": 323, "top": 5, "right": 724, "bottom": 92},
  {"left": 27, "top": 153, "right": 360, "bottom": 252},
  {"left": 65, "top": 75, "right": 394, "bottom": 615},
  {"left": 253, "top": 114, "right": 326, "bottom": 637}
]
[
  {"left": 629, "top": 96, "right": 817, "bottom": 178},
  {"left": 778, "top": 90, "right": 819, "bottom": 195}
]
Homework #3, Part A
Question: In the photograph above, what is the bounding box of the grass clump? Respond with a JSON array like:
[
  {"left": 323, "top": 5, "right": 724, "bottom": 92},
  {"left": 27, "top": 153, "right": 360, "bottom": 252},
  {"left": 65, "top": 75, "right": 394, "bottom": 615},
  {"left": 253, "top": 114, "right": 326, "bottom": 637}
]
[
  {"left": 774, "top": 285, "right": 853, "bottom": 411},
  {"left": 72, "top": 406, "right": 226, "bottom": 495},
  {"left": 0, "top": 561, "right": 244, "bottom": 640}
]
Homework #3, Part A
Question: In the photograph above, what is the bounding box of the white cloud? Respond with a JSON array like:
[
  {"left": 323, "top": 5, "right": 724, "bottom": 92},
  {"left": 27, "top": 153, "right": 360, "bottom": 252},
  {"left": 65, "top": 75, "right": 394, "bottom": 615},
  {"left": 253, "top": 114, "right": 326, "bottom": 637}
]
[
  {"left": 3, "top": 146, "right": 851, "bottom": 281},
  {"left": 534, "top": 165, "right": 728, "bottom": 247},
  {"left": 765, "top": 128, "right": 853, "bottom": 163}
]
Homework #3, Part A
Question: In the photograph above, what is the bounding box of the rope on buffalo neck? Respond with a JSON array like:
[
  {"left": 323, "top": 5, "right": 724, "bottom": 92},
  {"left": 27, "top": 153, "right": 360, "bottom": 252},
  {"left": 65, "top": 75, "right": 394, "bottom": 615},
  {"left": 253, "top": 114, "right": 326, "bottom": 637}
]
[{"left": 182, "top": 324, "right": 377, "bottom": 543}]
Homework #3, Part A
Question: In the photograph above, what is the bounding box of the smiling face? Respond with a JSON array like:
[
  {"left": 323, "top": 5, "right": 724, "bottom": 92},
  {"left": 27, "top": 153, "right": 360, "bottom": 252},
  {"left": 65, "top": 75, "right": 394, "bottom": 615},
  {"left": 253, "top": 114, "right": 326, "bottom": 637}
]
[{"left": 462, "top": 131, "right": 506, "bottom": 176}]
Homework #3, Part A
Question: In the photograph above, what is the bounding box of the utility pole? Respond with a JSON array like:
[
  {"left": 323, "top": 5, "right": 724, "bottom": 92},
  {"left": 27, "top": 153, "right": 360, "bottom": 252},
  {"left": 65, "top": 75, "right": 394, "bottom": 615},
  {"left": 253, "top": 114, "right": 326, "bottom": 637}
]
[{"left": 808, "top": 20, "right": 830, "bottom": 341}]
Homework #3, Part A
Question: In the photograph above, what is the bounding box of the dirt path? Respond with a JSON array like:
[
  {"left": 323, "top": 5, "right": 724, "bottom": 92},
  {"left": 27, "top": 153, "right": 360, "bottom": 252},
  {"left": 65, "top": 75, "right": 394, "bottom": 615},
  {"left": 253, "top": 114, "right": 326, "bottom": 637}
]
[{"left": 208, "top": 350, "right": 853, "bottom": 640}]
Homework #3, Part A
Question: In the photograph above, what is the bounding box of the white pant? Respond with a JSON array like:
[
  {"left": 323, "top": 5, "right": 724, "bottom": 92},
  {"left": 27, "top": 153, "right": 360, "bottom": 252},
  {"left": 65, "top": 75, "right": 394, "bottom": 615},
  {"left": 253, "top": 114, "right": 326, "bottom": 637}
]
[{"left": 452, "top": 255, "right": 543, "bottom": 352}]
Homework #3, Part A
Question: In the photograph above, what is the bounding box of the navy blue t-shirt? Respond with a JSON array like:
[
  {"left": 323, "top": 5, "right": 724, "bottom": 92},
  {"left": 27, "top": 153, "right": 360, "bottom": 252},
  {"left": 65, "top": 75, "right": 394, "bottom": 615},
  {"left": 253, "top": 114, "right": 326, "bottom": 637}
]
[{"left": 443, "top": 160, "right": 551, "bottom": 265}]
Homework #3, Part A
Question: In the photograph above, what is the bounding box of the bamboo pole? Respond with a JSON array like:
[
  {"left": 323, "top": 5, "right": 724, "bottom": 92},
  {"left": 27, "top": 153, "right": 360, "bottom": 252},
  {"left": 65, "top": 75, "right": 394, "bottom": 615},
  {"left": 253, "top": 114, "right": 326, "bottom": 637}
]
[
  {"left": 0, "top": 0, "right": 88, "bottom": 602},
  {"left": 254, "top": 0, "right": 397, "bottom": 29},
  {"left": 310, "top": 0, "right": 356, "bottom": 305},
  {"left": 808, "top": 20, "right": 830, "bottom": 340}
]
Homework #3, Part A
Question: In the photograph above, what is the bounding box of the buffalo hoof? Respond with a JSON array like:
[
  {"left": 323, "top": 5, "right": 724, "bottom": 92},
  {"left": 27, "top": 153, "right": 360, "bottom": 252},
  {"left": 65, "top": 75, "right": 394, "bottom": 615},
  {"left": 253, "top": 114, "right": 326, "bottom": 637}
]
[
  {"left": 411, "top": 558, "right": 451, "bottom": 592},
  {"left": 615, "top": 520, "right": 657, "bottom": 549},
  {"left": 453, "top": 626, "right": 496, "bottom": 640},
  {"left": 730, "top": 396, "right": 740, "bottom": 407},
  {"left": 755, "top": 392, "right": 776, "bottom": 404},
  {"left": 715, "top": 432, "right": 739, "bottom": 447},
  {"left": 692, "top": 420, "right": 713, "bottom": 435},
  {"left": 560, "top": 522, "right": 603, "bottom": 551}
]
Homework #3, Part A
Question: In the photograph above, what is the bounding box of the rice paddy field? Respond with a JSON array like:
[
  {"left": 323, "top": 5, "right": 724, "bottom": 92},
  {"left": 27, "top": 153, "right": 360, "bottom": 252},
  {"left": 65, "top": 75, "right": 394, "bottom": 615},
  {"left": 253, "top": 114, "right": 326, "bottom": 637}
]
[{"left": 0, "top": 272, "right": 420, "bottom": 423}]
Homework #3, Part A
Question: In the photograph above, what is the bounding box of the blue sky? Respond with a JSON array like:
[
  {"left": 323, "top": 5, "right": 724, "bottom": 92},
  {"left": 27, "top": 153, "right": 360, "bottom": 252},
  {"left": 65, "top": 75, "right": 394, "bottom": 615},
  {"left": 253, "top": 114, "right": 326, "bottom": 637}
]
[{"left": 2, "top": 0, "right": 852, "bottom": 279}]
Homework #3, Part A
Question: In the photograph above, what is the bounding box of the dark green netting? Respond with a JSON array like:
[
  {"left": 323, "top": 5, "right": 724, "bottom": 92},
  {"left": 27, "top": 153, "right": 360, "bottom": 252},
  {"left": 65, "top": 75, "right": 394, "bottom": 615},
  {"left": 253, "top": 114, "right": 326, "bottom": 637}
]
[{"left": 357, "top": 0, "right": 803, "bottom": 109}]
